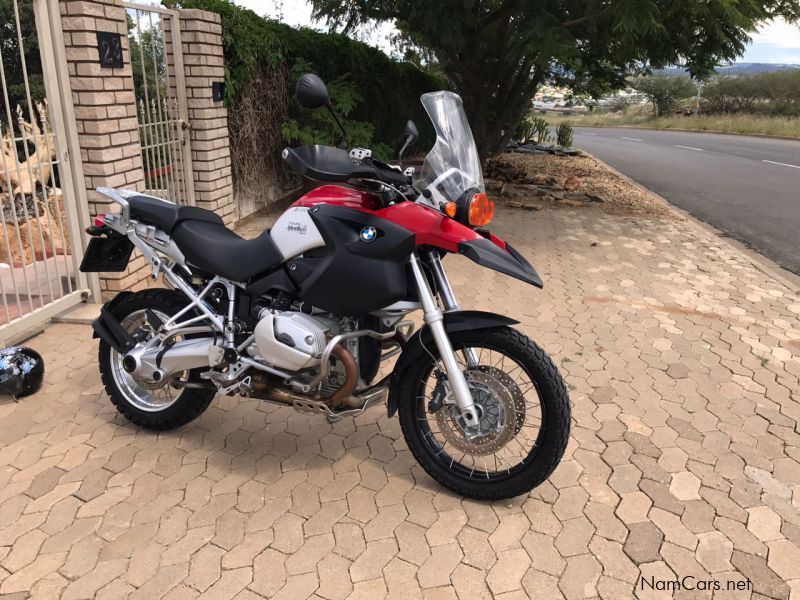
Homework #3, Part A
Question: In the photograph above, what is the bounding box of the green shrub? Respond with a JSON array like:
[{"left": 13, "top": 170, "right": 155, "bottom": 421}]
[
  {"left": 630, "top": 75, "right": 696, "bottom": 117},
  {"left": 556, "top": 122, "right": 574, "bottom": 147},
  {"left": 702, "top": 71, "right": 800, "bottom": 116},
  {"left": 172, "top": 0, "right": 443, "bottom": 156}
]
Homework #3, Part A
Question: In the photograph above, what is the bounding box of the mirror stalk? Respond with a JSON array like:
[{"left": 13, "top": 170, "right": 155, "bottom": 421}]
[
  {"left": 398, "top": 136, "right": 413, "bottom": 160},
  {"left": 326, "top": 103, "right": 349, "bottom": 150}
]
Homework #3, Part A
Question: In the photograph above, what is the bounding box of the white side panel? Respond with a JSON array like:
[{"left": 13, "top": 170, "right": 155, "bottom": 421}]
[{"left": 271, "top": 207, "right": 326, "bottom": 260}]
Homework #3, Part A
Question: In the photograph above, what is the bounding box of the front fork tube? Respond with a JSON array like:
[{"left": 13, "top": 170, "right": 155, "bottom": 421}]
[
  {"left": 427, "top": 253, "right": 479, "bottom": 367},
  {"left": 409, "top": 253, "right": 480, "bottom": 426}
]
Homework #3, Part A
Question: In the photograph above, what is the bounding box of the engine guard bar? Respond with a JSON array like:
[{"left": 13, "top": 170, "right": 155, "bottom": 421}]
[{"left": 294, "top": 320, "right": 413, "bottom": 394}]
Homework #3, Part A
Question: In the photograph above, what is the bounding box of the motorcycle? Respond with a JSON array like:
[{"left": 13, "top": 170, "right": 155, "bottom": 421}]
[{"left": 80, "top": 73, "right": 570, "bottom": 500}]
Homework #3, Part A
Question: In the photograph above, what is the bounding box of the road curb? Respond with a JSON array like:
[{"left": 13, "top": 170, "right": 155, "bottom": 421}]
[
  {"left": 570, "top": 124, "right": 800, "bottom": 142},
  {"left": 586, "top": 153, "right": 800, "bottom": 295}
]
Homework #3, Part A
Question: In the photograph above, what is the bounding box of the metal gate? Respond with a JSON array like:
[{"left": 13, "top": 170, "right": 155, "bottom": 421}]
[
  {"left": 124, "top": 2, "right": 195, "bottom": 205},
  {"left": 0, "top": 0, "right": 91, "bottom": 341}
]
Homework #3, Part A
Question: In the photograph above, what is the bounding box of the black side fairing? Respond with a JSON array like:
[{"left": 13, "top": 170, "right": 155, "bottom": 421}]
[
  {"left": 458, "top": 238, "right": 543, "bottom": 288},
  {"left": 287, "top": 204, "right": 416, "bottom": 314}
]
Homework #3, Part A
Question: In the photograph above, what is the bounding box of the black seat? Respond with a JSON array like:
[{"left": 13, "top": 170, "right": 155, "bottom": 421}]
[
  {"left": 172, "top": 220, "right": 284, "bottom": 282},
  {"left": 128, "top": 195, "right": 223, "bottom": 234}
]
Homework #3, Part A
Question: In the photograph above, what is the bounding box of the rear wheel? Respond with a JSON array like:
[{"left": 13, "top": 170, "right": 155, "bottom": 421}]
[
  {"left": 98, "top": 290, "right": 216, "bottom": 430},
  {"left": 398, "top": 326, "right": 570, "bottom": 500}
]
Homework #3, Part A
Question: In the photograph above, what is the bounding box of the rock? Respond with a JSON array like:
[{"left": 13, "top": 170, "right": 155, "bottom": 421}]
[
  {"left": 564, "top": 176, "right": 582, "bottom": 191},
  {"left": 563, "top": 192, "right": 589, "bottom": 201},
  {"left": 586, "top": 194, "right": 605, "bottom": 203}
]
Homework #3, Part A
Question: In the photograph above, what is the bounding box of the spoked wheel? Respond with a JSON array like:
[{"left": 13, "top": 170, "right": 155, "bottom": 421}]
[
  {"left": 398, "top": 326, "right": 570, "bottom": 500},
  {"left": 98, "top": 290, "right": 216, "bottom": 430}
]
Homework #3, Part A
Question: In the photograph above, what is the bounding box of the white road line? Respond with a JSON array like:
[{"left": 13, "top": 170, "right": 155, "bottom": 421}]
[
  {"left": 675, "top": 145, "right": 705, "bottom": 152},
  {"left": 762, "top": 159, "right": 800, "bottom": 170},
  {"left": 621, "top": 137, "right": 642, "bottom": 142},
  {"left": 582, "top": 132, "right": 598, "bottom": 136}
]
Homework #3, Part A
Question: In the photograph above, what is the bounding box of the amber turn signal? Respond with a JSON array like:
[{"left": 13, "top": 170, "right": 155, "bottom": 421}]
[
  {"left": 468, "top": 192, "right": 494, "bottom": 227},
  {"left": 444, "top": 201, "right": 457, "bottom": 218}
]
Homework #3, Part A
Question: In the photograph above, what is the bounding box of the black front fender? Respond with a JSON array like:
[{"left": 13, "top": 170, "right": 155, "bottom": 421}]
[{"left": 386, "top": 310, "right": 519, "bottom": 417}]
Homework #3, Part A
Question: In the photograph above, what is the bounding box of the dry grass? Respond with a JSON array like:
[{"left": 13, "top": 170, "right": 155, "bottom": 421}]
[
  {"left": 229, "top": 63, "right": 297, "bottom": 219},
  {"left": 547, "top": 111, "right": 800, "bottom": 138}
]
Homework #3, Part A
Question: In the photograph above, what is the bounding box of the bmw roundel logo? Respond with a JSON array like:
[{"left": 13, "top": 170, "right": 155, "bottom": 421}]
[{"left": 360, "top": 226, "right": 377, "bottom": 243}]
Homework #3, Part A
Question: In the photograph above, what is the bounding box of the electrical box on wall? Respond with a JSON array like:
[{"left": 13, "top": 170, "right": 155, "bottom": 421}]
[{"left": 212, "top": 82, "right": 226, "bottom": 102}]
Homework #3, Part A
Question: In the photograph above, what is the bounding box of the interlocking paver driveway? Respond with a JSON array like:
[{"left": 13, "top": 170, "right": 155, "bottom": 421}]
[{"left": 1, "top": 205, "right": 799, "bottom": 599}]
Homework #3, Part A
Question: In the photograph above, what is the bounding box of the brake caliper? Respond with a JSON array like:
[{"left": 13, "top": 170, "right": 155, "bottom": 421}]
[{"left": 427, "top": 369, "right": 448, "bottom": 414}]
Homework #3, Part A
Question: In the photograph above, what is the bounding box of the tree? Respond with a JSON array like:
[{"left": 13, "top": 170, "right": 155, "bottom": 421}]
[
  {"left": 0, "top": 0, "right": 45, "bottom": 126},
  {"left": 631, "top": 75, "right": 696, "bottom": 117},
  {"left": 309, "top": 0, "right": 800, "bottom": 158}
]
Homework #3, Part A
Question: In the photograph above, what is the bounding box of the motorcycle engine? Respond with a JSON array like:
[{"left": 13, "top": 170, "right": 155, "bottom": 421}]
[{"left": 251, "top": 310, "right": 336, "bottom": 371}]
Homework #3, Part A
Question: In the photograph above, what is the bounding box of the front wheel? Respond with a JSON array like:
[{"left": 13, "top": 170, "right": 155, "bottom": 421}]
[{"left": 398, "top": 326, "right": 570, "bottom": 500}]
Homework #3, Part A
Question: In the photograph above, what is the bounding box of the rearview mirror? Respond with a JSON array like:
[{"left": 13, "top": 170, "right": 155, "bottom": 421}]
[
  {"left": 397, "top": 120, "right": 419, "bottom": 160},
  {"left": 296, "top": 73, "right": 330, "bottom": 109}
]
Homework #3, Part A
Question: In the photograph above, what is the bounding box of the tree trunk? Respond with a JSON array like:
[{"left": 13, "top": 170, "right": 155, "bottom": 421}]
[{"left": 445, "top": 47, "right": 544, "bottom": 161}]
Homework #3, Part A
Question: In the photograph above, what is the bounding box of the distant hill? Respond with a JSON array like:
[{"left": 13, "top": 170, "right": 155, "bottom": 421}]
[{"left": 657, "top": 63, "right": 800, "bottom": 76}]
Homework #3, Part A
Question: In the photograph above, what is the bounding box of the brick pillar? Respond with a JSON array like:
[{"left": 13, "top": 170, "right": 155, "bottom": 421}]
[
  {"left": 60, "top": 0, "right": 150, "bottom": 297},
  {"left": 166, "top": 9, "right": 235, "bottom": 226}
]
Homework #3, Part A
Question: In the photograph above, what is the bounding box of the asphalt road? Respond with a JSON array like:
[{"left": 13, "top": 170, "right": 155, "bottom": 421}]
[{"left": 571, "top": 127, "right": 800, "bottom": 275}]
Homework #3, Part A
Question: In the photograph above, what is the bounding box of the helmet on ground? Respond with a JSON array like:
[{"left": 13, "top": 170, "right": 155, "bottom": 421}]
[{"left": 0, "top": 346, "right": 44, "bottom": 398}]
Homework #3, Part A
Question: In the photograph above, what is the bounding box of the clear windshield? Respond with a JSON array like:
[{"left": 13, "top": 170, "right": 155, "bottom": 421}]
[{"left": 414, "top": 91, "right": 484, "bottom": 203}]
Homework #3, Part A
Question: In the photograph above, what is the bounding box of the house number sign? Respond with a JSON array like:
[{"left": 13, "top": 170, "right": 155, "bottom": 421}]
[{"left": 97, "top": 32, "right": 124, "bottom": 68}]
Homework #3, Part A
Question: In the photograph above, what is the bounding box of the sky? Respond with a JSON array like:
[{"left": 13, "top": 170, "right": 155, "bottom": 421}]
[{"left": 235, "top": 0, "right": 800, "bottom": 65}]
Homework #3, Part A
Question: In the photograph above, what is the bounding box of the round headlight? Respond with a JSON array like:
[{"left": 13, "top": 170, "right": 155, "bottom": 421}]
[{"left": 467, "top": 192, "right": 494, "bottom": 227}]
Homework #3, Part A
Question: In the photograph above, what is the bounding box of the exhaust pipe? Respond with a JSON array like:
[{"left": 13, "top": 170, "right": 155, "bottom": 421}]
[{"left": 264, "top": 343, "right": 366, "bottom": 409}]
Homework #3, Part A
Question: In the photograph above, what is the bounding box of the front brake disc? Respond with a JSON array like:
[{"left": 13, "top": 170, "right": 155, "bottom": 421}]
[
  {"left": 436, "top": 370, "right": 517, "bottom": 456},
  {"left": 472, "top": 365, "right": 527, "bottom": 434}
]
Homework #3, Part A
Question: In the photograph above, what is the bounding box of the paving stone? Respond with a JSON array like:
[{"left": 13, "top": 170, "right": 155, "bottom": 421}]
[
  {"left": 558, "top": 554, "right": 601, "bottom": 600},
  {"left": 488, "top": 512, "right": 529, "bottom": 551},
  {"left": 669, "top": 471, "right": 701, "bottom": 501},
  {"left": 747, "top": 506, "right": 783, "bottom": 542},
  {"left": 286, "top": 534, "right": 335, "bottom": 575},
  {"left": 521, "top": 531, "right": 565, "bottom": 576},
  {"left": 316, "top": 553, "right": 352, "bottom": 600},
  {"left": 332, "top": 523, "right": 366, "bottom": 561},
  {"left": 696, "top": 531, "right": 734, "bottom": 572},
  {"left": 451, "top": 562, "right": 491, "bottom": 599},
  {"left": 486, "top": 548, "right": 531, "bottom": 595},
  {"left": 62, "top": 559, "right": 129, "bottom": 600},
  {"left": 649, "top": 507, "right": 697, "bottom": 550},
  {"left": 186, "top": 545, "right": 224, "bottom": 592},
  {"left": 731, "top": 550, "right": 790, "bottom": 599},
  {"left": 349, "top": 539, "right": 397, "bottom": 583},
  {"left": 615, "top": 491, "right": 653, "bottom": 524},
  {"left": 457, "top": 526, "right": 497, "bottom": 571},
  {"left": 555, "top": 517, "right": 596, "bottom": 557},
  {"left": 250, "top": 549, "right": 286, "bottom": 598},
  {"left": 522, "top": 569, "right": 564, "bottom": 599},
  {"left": 425, "top": 509, "right": 468, "bottom": 547},
  {"left": 418, "top": 542, "right": 463, "bottom": 589},
  {"left": 623, "top": 522, "right": 664, "bottom": 564},
  {"left": 766, "top": 539, "right": 800, "bottom": 581},
  {"left": 553, "top": 486, "right": 589, "bottom": 521}
]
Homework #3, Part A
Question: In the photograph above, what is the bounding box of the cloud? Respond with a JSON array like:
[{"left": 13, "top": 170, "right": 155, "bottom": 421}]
[{"left": 751, "top": 18, "right": 800, "bottom": 49}]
